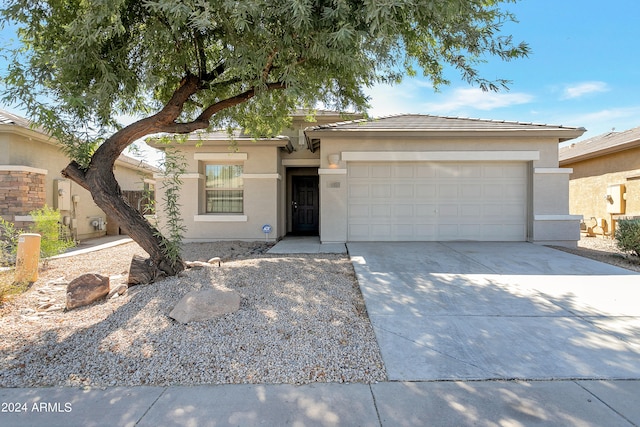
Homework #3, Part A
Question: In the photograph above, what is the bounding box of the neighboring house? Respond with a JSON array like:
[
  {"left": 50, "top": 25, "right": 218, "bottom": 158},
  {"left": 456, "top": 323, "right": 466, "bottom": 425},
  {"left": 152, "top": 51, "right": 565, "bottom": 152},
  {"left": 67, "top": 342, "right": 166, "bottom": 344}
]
[
  {"left": 149, "top": 112, "right": 585, "bottom": 247},
  {"left": 0, "top": 109, "right": 159, "bottom": 241},
  {"left": 559, "top": 126, "right": 640, "bottom": 235}
]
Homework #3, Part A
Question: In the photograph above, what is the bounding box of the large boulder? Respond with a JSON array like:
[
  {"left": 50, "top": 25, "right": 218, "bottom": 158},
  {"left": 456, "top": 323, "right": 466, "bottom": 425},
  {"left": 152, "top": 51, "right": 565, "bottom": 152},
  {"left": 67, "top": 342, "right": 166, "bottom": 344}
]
[
  {"left": 169, "top": 289, "right": 240, "bottom": 324},
  {"left": 66, "top": 273, "right": 110, "bottom": 310}
]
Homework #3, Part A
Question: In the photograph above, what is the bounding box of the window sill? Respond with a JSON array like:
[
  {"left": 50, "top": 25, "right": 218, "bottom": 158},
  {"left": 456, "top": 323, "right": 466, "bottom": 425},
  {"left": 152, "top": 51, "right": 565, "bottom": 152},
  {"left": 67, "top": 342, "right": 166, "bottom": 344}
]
[{"left": 194, "top": 215, "right": 248, "bottom": 222}]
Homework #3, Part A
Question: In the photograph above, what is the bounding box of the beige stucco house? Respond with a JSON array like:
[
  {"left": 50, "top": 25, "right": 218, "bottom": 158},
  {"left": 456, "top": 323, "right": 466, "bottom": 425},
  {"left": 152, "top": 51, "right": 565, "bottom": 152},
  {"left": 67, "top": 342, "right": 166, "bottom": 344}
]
[
  {"left": 149, "top": 112, "right": 585, "bottom": 247},
  {"left": 559, "top": 126, "right": 640, "bottom": 235},
  {"left": 0, "top": 109, "right": 158, "bottom": 241}
]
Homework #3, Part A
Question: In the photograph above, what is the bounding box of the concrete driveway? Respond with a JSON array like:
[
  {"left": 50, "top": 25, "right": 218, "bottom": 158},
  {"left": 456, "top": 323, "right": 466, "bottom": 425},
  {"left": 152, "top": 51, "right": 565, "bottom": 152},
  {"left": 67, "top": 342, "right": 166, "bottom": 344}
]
[{"left": 347, "top": 242, "right": 640, "bottom": 381}]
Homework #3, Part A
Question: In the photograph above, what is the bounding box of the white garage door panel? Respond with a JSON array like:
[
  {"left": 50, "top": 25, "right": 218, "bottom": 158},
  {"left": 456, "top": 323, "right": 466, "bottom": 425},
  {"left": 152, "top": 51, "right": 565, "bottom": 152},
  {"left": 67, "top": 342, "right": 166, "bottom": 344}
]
[{"left": 347, "top": 162, "right": 527, "bottom": 241}]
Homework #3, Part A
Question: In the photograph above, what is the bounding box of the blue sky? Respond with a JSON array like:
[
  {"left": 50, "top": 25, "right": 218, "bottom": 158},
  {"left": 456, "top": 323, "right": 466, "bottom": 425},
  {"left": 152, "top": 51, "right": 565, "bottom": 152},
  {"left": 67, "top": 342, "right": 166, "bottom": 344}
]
[
  {"left": 365, "top": 0, "right": 640, "bottom": 145},
  {"left": 2, "top": 0, "right": 639, "bottom": 164}
]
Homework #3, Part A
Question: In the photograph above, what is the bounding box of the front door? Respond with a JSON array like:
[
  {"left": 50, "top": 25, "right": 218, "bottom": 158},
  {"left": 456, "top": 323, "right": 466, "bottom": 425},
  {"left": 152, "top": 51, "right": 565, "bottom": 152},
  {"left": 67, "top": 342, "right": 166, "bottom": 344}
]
[{"left": 292, "top": 175, "right": 319, "bottom": 234}]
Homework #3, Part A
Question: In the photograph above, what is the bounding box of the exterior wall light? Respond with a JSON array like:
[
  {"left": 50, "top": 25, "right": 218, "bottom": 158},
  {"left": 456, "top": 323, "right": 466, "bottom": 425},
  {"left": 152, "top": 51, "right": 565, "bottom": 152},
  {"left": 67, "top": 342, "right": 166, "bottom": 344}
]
[{"left": 328, "top": 153, "right": 340, "bottom": 167}]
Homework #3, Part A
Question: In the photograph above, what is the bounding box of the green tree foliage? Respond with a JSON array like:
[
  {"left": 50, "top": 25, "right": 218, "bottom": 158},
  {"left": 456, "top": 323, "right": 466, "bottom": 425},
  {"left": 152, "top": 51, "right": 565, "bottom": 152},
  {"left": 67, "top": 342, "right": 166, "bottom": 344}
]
[{"left": 0, "top": 0, "right": 529, "bottom": 276}]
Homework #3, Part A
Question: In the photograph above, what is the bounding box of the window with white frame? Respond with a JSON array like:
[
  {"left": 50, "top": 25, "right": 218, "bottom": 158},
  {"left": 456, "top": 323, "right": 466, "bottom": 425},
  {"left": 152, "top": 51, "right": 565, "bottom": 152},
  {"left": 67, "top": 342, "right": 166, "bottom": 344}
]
[{"left": 205, "top": 165, "right": 243, "bottom": 213}]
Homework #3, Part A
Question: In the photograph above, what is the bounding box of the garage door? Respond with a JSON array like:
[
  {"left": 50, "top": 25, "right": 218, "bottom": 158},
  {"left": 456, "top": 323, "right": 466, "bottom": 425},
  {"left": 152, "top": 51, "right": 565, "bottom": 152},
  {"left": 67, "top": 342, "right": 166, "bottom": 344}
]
[{"left": 347, "top": 162, "right": 528, "bottom": 241}]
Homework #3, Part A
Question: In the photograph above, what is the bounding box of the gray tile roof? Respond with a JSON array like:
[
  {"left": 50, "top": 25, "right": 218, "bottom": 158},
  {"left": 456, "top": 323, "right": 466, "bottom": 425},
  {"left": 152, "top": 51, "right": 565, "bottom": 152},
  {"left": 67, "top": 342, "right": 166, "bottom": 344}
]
[
  {"left": 0, "top": 108, "right": 37, "bottom": 129},
  {"left": 559, "top": 126, "right": 640, "bottom": 164},
  {"left": 306, "top": 114, "right": 585, "bottom": 132},
  {"left": 1, "top": 108, "right": 159, "bottom": 170},
  {"left": 185, "top": 129, "right": 289, "bottom": 141}
]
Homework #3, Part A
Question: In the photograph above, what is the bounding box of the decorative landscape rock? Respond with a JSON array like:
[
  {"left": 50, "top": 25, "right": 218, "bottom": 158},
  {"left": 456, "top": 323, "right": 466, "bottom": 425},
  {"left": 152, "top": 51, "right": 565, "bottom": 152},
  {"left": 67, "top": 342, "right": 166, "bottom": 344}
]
[
  {"left": 66, "top": 273, "right": 110, "bottom": 310},
  {"left": 107, "top": 283, "right": 128, "bottom": 299},
  {"left": 169, "top": 289, "right": 241, "bottom": 324},
  {"left": 185, "top": 260, "right": 220, "bottom": 269}
]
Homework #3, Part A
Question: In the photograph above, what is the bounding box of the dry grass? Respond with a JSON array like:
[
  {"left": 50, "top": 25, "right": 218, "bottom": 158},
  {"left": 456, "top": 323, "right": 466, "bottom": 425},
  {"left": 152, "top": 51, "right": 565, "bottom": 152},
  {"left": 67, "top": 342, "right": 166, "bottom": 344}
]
[{"left": 0, "top": 270, "right": 30, "bottom": 305}]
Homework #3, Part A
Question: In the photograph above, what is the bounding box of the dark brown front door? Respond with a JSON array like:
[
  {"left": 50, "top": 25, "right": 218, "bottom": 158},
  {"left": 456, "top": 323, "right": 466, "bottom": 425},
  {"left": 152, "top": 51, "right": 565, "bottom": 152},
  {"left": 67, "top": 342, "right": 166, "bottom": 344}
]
[{"left": 292, "top": 175, "right": 319, "bottom": 234}]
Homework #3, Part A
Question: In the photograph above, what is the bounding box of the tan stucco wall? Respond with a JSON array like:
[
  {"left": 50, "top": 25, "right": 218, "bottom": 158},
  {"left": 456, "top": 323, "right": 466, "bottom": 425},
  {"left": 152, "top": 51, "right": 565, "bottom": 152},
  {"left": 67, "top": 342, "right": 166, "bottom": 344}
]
[
  {"left": 314, "top": 134, "right": 578, "bottom": 246},
  {"left": 114, "top": 163, "right": 150, "bottom": 191},
  {"left": 563, "top": 147, "right": 640, "bottom": 221},
  {"left": 152, "top": 126, "right": 578, "bottom": 246},
  {"left": 155, "top": 143, "right": 289, "bottom": 241},
  {"left": 0, "top": 129, "right": 154, "bottom": 241}
]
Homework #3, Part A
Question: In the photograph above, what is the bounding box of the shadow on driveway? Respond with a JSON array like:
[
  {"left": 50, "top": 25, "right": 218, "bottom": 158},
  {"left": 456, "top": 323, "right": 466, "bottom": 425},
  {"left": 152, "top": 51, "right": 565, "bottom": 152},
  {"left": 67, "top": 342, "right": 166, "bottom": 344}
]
[{"left": 348, "top": 242, "right": 640, "bottom": 381}]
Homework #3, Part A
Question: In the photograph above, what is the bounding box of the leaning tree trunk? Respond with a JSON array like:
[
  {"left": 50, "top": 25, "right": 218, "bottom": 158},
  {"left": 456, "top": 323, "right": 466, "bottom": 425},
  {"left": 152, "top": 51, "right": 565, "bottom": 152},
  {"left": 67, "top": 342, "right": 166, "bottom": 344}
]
[
  {"left": 59, "top": 74, "right": 286, "bottom": 278},
  {"left": 63, "top": 157, "right": 185, "bottom": 277}
]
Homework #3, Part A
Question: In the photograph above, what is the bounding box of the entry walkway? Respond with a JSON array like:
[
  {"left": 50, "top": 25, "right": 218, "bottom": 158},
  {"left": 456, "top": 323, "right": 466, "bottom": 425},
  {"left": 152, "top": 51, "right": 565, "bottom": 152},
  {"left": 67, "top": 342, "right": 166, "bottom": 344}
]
[{"left": 267, "top": 236, "right": 346, "bottom": 254}]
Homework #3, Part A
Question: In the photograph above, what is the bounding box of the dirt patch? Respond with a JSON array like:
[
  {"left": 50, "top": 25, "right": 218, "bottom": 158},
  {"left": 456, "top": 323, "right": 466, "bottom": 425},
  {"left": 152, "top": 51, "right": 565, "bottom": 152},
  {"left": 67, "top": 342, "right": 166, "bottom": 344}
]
[{"left": 550, "top": 235, "right": 640, "bottom": 273}]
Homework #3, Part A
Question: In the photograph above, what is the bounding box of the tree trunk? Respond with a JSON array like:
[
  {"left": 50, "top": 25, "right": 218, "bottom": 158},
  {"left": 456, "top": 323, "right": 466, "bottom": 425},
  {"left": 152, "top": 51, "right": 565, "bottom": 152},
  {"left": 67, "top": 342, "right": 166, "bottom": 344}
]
[
  {"left": 63, "top": 159, "right": 185, "bottom": 277},
  {"left": 59, "top": 74, "right": 286, "bottom": 279},
  {"left": 128, "top": 254, "right": 161, "bottom": 285}
]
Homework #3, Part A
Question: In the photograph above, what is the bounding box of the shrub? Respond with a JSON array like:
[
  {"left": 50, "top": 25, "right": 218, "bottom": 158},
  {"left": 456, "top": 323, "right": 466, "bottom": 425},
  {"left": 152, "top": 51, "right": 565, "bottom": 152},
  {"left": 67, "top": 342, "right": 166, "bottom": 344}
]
[
  {"left": 0, "top": 217, "right": 21, "bottom": 266},
  {"left": 615, "top": 219, "right": 640, "bottom": 257},
  {"left": 29, "top": 205, "right": 75, "bottom": 261}
]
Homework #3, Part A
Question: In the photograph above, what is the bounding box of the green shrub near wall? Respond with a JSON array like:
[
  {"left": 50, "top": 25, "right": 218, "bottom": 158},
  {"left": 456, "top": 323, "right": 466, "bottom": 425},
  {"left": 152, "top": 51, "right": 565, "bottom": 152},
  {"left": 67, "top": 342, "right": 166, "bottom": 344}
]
[
  {"left": 29, "top": 205, "right": 75, "bottom": 260},
  {"left": 615, "top": 219, "right": 640, "bottom": 257}
]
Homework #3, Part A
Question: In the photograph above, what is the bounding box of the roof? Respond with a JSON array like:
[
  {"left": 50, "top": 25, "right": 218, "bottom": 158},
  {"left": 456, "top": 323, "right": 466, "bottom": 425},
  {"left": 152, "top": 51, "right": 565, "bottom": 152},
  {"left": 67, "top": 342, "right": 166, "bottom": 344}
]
[
  {"left": 559, "top": 126, "right": 640, "bottom": 165},
  {"left": 306, "top": 114, "right": 585, "bottom": 141},
  {"left": 0, "top": 108, "right": 159, "bottom": 172},
  {"left": 0, "top": 109, "right": 46, "bottom": 134},
  {"left": 116, "top": 153, "right": 161, "bottom": 174},
  {"left": 183, "top": 129, "right": 289, "bottom": 141}
]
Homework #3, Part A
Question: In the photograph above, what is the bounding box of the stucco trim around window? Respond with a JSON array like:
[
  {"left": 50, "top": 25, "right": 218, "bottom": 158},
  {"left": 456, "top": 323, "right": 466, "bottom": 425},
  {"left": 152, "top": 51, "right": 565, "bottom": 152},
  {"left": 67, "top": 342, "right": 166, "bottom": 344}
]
[
  {"left": 241, "top": 174, "right": 282, "bottom": 180},
  {"left": 0, "top": 165, "right": 48, "bottom": 175},
  {"left": 154, "top": 173, "right": 204, "bottom": 179},
  {"left": 194, "top": 153, "right": 248, "bottom": 161},
  {"left": 194, "top": 215, "right": 248, "bottom": 222},
  {"left": 341, "top": 151, "right": 540, "bottom": 162}
]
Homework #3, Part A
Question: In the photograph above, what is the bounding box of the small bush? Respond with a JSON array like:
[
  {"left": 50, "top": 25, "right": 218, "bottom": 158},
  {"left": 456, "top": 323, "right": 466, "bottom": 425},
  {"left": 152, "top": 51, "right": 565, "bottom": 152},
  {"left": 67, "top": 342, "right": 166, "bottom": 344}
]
[
  {"left": 0, "top": 218, "right": 22, "bottom": 267},
  {"left": 615, "top": 219, "right": 640, "bottom": 257},
  {"left": 29, "top": 206, "right": 75, "bottom": 261}
]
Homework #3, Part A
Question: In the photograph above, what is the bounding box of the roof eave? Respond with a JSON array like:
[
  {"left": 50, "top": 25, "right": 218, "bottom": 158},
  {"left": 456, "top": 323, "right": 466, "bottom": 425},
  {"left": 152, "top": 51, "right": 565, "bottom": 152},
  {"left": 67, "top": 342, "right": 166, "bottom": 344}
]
[
  {"left": 0, "top": 124, "right": 58, "bottom": 145},
  {"left": 559, "top": 139, "right": 640, "bottom": 165},
  {"left": 146, "top": 136, "right": 291, "bottom": 149},
  {"left": 305, "top": 127, "right": 586, "bottom": 141}
]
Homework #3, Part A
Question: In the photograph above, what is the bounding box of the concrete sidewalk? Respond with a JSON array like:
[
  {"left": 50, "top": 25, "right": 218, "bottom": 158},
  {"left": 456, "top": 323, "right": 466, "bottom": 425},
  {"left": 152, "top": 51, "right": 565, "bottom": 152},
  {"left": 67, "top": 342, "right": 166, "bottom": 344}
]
[
  {"left": 1, "top": 380, "right": 639, "bottom": 426},
  {"left": 268, "top": 236, "right": 346, "bottom": 254},
  {"left": 51, "top": 235, "right": 134, "bottom": 259}
]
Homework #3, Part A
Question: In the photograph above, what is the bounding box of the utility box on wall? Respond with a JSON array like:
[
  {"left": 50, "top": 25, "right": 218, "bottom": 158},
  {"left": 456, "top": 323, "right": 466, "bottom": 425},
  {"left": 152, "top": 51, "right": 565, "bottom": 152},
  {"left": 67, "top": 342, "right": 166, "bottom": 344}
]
[
  {"left": 606, "top": 184, "right": 626, "bottom": 214},
  {"left": 54, "top": 179, "right": 71, "bottom": 211}
]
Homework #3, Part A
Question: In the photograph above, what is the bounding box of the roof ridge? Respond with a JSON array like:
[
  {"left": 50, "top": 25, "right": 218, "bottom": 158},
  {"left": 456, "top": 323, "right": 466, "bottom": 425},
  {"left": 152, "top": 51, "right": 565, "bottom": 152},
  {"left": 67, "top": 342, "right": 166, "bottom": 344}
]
[{"left": 306, "top": 113, "right": 584, "bottom": 131}]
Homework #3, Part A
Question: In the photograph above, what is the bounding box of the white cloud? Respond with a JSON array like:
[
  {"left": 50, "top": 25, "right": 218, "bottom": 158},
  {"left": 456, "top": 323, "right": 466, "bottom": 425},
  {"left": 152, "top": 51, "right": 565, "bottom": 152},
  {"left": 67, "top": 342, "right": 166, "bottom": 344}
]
[
  {"left": 562, "top": 105, "right": 640, "bottom": 140},
  {"left": 422, "top": 87, "right": 534, "bottom": 113},
  {"left": 364, "top": 79, "right": 434, "bottom": 117},
  {"left": 562, "top": 81, "right": 609, "bottom": 99},
  {"left": 365, "top": 83, "right": 534, "bottom": 118}
]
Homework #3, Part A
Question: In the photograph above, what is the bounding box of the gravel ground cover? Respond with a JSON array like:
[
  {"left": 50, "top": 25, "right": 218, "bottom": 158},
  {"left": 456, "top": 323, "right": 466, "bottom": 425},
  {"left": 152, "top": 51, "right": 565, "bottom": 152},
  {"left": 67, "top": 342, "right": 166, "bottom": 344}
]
[
  {"left": 1, "top": 235, "right": 637, "bottom": 388},
  {"left": 0, "top": 241, "right": 386, "bottom": 387},
  {"left": 552, "top": 235, "right": 640, "bottom": 273}
]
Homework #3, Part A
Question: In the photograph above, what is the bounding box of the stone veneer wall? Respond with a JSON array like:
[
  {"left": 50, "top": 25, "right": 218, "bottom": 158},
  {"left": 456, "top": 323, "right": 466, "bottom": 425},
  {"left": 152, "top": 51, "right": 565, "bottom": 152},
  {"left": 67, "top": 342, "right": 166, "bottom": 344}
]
[{"left": 0, "top": 166, "right": 47, "bottom": 229}]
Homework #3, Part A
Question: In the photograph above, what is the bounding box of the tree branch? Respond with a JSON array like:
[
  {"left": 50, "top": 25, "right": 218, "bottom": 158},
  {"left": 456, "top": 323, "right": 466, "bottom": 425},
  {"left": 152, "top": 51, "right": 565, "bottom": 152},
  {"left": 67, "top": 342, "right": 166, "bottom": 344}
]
[
  {"left": 262, "top": 49, "right": 278, "bottom": 81},
  {"left": 153, "top": 82, "right": 288, "bottom": 134},
  {"left": 61, "top": 161, "right": 90, "bottom": 191}
]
